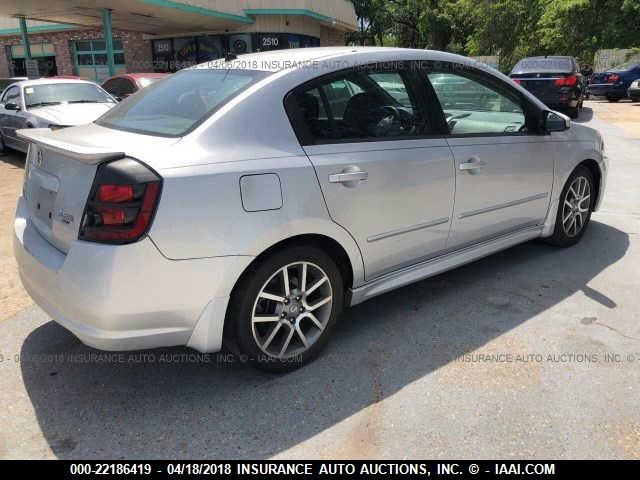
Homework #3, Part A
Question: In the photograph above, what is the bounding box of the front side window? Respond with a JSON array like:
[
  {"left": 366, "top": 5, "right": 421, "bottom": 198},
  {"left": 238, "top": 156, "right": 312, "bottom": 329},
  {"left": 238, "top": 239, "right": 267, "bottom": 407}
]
[
  {"left": 24, "top": 83, "right": 114, "bottom": 109},
  {"left": 294, "top": 67, "right": 429, "bottom": 143},
  {"left": 427, "top": 72, "right": 526, "bottom": 135},
  {"left": 96, "top": 69, "right": 270, "bottom": 137}
]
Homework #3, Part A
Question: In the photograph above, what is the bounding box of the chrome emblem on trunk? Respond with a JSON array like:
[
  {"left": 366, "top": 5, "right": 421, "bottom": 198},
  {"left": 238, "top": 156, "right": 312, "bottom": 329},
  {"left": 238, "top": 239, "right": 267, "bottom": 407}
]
[{"left": 56, "top": 210, "right": 74, "bottom": 225}]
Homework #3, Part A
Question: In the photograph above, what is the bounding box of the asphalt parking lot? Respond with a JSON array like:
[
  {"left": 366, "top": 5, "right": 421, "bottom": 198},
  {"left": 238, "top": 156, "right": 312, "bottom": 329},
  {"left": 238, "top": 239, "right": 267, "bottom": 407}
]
[{"left": 0, "top": 100, "right": 639, "bottom": 459}]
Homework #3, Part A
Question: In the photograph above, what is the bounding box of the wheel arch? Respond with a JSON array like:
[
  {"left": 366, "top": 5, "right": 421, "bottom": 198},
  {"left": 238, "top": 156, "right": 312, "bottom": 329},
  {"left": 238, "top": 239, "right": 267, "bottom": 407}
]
[
  {"left": 230, "top": 233, "right": 355, "bottom": 295},
  {"left": 221, "top": 233, "right": 357, "bottom": 350},
  {"left": 541, "top": 157, "right": 604, "bottom": 238},
  {"left": 578, "top": 158, "right": 602, "bottom": 210}
]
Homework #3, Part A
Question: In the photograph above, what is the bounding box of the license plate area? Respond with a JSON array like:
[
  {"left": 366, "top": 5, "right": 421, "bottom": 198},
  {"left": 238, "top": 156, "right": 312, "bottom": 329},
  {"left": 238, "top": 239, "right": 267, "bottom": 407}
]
[{"left": 34, "top": 186, "right": 57, "bottom": 228}]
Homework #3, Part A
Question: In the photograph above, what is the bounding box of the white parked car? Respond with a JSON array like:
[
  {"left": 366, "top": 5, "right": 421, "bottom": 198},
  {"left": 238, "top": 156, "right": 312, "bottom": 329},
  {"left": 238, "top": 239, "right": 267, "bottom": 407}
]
[
  {"left": 0, "top": 78, "right": 116, "bottom": 152},
  {"left": 13, "top": 47, "right": 607, "bottom": 371}
]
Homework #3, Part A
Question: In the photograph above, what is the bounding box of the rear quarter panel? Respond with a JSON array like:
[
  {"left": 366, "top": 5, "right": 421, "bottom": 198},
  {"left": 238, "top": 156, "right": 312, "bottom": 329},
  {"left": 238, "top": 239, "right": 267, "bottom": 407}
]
[{"left": 148, "top": 157, "right": 366, "bottom": 286}]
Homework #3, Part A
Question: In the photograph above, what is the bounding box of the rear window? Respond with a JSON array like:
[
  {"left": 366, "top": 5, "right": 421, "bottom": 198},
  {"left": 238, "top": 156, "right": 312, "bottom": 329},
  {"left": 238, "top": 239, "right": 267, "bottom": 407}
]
[
  {"left": 511, "top": 58, "right": 573, "bottom": 74},
  {"left": 610, "top": 62, "right": 640, "bottom": 72},
  {"left": 96, "top": 69, "right": 270, "bottom": 137}
]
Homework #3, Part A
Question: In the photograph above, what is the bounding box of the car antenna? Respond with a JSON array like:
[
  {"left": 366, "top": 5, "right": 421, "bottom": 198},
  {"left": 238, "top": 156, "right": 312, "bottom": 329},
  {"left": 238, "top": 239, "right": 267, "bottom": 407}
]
[{"left": 224, "top": 52, "right": 237, "bottom": 62}]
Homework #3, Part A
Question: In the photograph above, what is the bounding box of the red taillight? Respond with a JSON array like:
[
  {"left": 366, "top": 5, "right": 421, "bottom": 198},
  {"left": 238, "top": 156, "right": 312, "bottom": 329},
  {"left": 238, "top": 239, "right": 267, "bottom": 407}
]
[
  {"left": 79, "top": 159, "right": 162, "bottom": 245},
  {"left": 96, "top": 206, "right": 127, "bottom": 225},
  {"left": 607, "top": 73, "right": 620, "bottom": 83},
  {"left": 98, "top": 184, "right": 134, "bottom": 203},
  {"left": 554, "top": 75, "right": 578, "bottom": 87},
  {"left": 512, "top": 78, "right": 522, "bottom": 85}
]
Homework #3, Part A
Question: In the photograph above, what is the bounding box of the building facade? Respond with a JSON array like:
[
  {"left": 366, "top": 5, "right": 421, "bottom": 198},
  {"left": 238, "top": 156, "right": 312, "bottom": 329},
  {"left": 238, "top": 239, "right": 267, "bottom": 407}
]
[{"left": 0, "top": 1, "right": 357, "bottom": 81}]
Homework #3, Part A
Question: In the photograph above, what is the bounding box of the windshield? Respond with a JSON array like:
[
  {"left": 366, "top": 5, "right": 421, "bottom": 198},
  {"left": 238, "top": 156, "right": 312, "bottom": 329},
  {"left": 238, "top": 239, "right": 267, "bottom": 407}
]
[
  {"left": 25, "top": 83, "right": 115, "bottom": 108},
  {"left": 511, "top": 58, "right": 573, "bottom": 74},
  {"left": 96, "top": 69, "right": 269, "bottom": 137}
]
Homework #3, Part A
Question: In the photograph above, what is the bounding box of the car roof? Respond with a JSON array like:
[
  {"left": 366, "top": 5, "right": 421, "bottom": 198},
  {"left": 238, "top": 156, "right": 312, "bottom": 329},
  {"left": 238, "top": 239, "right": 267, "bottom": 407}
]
[
  {"left": 190, "top": 46, "right": 459, "bottom": 73},
  {"left": 103, "top": 72, "right": 168, "bottom": 82},
  {"left": 186, "top": 46, "right": 490, "bottom": 72},
  {"left": 13, "top": 78, "right": 97, "bottom": 88}
]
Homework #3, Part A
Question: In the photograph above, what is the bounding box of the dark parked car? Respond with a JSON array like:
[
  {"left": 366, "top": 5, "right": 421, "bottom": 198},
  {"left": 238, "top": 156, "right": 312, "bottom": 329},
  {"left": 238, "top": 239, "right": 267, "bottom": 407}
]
[
  {"left": 589, "top": 61, "right": 640, "bottom": 102},
  {"left": 510, "top": 56, "right": 584, "bottom": 118},
  {"left": 101, "top": 73, "right": 168, "bottom": 100}
]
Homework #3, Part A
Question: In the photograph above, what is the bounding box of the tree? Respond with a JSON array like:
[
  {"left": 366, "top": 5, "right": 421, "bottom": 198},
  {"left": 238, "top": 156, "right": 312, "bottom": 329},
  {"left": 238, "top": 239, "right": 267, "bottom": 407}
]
[
  {"left": 349, "top": 0, "right": 393, "bottom": 45},
  {"left": 349, "top": 0, "right": 640, "bottom": 71}
]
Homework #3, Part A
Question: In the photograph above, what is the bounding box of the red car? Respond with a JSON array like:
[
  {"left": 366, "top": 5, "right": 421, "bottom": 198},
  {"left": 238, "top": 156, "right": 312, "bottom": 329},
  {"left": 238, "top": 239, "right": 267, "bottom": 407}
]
[{"left": 101, "top": 73, "right": 168, "bottom": 100}]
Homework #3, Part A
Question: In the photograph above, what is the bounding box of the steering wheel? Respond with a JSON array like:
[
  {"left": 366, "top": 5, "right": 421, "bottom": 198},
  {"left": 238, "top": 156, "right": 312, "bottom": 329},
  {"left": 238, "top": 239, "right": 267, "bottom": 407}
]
[{"left": 376, "top": 105, "right": 414, "bottom": 133}]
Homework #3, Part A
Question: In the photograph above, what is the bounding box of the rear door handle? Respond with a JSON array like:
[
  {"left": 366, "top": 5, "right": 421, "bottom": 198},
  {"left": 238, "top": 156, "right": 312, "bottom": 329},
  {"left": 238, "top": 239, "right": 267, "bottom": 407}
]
[
  {"left": 459, "top": 157, "right": 486, "bottom": 171},
  {"left": 329, "top": 169, "right": 368, "bottom": 185}
]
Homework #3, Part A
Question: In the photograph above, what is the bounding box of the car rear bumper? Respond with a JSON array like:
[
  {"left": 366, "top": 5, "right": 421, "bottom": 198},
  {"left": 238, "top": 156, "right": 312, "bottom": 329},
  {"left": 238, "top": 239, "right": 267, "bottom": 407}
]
[
  {"left": 14, "top": 196, "right": 252, "bottom": 353},
  {"left": 589, "top": 84, "right": 626, "bottom": 97},
  {"left": 523, "top": 90, "right": 579, "bottom": 109}
]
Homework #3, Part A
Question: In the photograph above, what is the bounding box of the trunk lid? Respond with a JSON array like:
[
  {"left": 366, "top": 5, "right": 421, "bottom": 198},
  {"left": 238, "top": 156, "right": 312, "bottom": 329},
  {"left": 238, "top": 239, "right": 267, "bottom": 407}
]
[
  {"left": 17, "top": 126, "right": 177, "bottom": 253},
  {"left": 589, "top": 72, "right": 609, "bottom": 85},
  {"left": 511, "top": 72, "right": 569, "bottom": 91}
]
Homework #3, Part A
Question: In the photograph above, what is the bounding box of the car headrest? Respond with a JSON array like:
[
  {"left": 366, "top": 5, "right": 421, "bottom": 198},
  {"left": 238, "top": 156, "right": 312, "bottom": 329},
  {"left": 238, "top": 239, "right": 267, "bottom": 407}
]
[
  {"left": 298, "top": 93, "right": 320, "bottom": 120},
  {"left": 343, "top": 92, "right": 387, "bottom": 134}
]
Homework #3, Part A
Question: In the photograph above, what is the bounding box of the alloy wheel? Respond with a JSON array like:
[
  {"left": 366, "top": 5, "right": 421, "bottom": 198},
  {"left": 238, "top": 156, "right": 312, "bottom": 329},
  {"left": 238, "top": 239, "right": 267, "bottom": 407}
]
[
  {"left": 251, "top": 261, "right": 333, "bottom": 359},
  {"left": 562, "top": 175, "right": 591, "bottom": 237}
]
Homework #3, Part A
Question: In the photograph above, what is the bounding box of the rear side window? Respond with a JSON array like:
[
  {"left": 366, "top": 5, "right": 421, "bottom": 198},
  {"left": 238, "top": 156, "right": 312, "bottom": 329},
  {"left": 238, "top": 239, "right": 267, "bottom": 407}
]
[
  {"left": 291, "top": 67, "right": 430, "bottom": 144},
  {"left": 96, "top": 69, "right": 270, "bottom": 137}
]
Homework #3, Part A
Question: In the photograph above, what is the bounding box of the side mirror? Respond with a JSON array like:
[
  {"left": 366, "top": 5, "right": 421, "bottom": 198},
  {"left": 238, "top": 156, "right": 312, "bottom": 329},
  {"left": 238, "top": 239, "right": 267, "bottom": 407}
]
[
  {"left": 545, "top": 110, "right": 570, "bottom": 132},
  {"left": 4, "top": 102, "right": 20, "bottom": 111}
]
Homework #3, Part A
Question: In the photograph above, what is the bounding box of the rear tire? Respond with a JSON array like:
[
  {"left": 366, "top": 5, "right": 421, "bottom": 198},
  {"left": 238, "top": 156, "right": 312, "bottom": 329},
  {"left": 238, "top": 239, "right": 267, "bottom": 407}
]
[
  {"left": 545, "top": 165, "right": 595, "bottom": 247},
  {"left": 226, "top": 245, "right": 344, "bottom": 372}
]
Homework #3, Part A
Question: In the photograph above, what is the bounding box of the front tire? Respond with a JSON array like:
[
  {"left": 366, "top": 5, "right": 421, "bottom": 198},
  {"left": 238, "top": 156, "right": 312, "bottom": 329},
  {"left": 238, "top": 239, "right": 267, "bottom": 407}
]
[
  {"left": 545, "top": 165, "right": 595, "bottom": 247},
  {"left": 226, "top": 245, "right": 344, "bottom": 372}
]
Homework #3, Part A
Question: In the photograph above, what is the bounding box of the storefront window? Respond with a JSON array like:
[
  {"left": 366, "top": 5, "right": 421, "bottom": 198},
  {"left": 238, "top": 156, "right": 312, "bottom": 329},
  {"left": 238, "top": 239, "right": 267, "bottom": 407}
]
[
  {"left": 73, "top": 39, "right": 126, "bottom": 82},
  {"left": 152, "top": 36, "right": 224, "bottom": 72},
  {"left": 151, "top": 33, "right": 319, "bottom": 73},
  {"left": 7, "top": 42, "right": 57, "bottom": 77}
]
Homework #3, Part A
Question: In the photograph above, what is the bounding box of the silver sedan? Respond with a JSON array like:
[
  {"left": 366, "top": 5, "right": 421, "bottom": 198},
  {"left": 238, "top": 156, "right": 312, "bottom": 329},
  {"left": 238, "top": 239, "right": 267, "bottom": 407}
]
[
  {"left": 0, "top": 78, "right": 116, "bottom": 153},
  {"left": 13, "top": 47, "right": 607, "bottom": 371}
]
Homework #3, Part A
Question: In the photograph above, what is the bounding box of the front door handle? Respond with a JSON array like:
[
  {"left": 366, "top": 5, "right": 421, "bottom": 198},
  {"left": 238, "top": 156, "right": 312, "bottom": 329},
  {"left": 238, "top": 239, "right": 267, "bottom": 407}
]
[
  {"left": 329, "top": 168, "right": 368, "bottom": 187},
  {"left": 459, "top": 157, "right": 486, "bottom": 171}
]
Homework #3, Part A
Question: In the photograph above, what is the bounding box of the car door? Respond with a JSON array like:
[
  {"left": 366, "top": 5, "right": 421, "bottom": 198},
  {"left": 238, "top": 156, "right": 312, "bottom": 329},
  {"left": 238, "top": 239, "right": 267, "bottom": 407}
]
[
  {"left": 423, "top": 66, "right": 554, "bottom": 249},
  {"left": 0, "top": 86, "right": 11, "bottom": 140},
  {"left": 287, "top": 63, "right": 456, "bottom": 280},
  {"left": 0, "top": 85, "right": 23, "bottom": 148}
]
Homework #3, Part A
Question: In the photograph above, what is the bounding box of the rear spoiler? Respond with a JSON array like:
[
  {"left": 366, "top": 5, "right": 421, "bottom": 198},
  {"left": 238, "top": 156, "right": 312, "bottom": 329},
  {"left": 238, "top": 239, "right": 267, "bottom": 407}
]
[{"left": 17, "top": 128, "right": 125, "bottom": 165}]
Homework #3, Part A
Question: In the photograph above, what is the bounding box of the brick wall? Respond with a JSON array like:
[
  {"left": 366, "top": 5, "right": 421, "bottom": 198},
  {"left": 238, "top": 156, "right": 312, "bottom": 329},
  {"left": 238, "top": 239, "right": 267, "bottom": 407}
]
[{"left": 0, "top": 28, "right": 152, "bottom": 78}]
